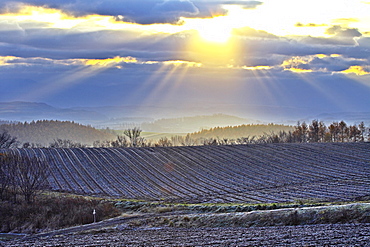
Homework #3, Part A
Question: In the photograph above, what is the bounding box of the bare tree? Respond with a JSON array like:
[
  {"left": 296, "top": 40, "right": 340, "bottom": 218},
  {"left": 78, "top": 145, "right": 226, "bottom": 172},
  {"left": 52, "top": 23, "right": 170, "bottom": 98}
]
[
  {"left": 328, "top": 122, "right": 340, "bottom": 142},
  {"left": 309, "top": 120, "right": 320, "bottom": 142},
  {"left": 49, "top": 139, "right": 87, "bottom": 148},
  {"left": 349, "top": 125, "right": 361, "bottom": 142},
  {"left": 318, "top": 121, "right": 327, "bottom": 142},
  {"left": 358, "top": 122, "right": 366, "bottom": 142},
  {"left": 339, "top": 121, "right": 348, "bottom": 142},
  {"left": 170, "top": 135, "right": 185, "bottom": 146},
  {"left": 202, "top": 138, "right": 219, "bottom": 146},
  {"left": 111, "top": 135, "right": 130, "bottom": 148},
  {"left": 181, "top": 134, "right": 196, "bottom": 146},
  {"left": 292, "top": 122, "right": 308, "bottom": 143},
  {"left": 15, "top": 154, "right": 50, "bottom": 203},
  {"left": 0, "top": 153, "right": 15, "bottom": 200},
  {"left": 0, "top": 130, "right": 18, "bottom": 148},
  {"left": 123, "top": 127, "right": 142, "bottom": 147},
  {"left": 156, "top": 137, "right": 173, "bottom": 147},
  {"left": 0, "top": 152, "right": 50, "bottom": 203}
]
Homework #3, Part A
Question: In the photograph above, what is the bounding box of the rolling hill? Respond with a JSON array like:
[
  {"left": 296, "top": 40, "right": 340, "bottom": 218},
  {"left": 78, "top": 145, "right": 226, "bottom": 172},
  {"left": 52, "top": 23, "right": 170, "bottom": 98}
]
[
  {"left": 0, "top": 120, "right": 115, "bottom": 147},
  {"left": 2, "top": 142, "right": 369, "bottom": 203}
]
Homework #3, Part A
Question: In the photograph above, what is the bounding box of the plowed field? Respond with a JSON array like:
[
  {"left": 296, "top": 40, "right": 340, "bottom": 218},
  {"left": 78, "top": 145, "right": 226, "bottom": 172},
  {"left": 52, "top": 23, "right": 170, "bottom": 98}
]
[{"left": 2, "top": 142, "right": 369, "bottom": 203}]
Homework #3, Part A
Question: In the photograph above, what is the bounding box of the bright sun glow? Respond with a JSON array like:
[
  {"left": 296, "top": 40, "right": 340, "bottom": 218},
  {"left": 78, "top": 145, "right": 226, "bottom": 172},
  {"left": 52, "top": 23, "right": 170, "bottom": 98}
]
[
  {"left": 2, "top": 2, "right": 370, "bottom": 72},
  {"left": 182, "top": 5, "right": 247, "bottom": 43},
  {"left": 186, "top": 16, "right": 234, "bottom": 43}
]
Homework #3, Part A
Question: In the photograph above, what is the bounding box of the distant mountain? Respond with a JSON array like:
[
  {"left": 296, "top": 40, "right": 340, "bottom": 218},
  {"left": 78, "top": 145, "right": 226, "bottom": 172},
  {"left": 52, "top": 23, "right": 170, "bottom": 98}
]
[
  {"left": 0, "top": 101, "right": 107, "bottom": 123},
  {"left": 1, "top": 101, "right": 369, "bottom": 132},
  {"left": 0, "top": 102, "right": 152, "bottom": 128},
  {"left": 141, "top": 114, "right": 257, "bottom": 133}
]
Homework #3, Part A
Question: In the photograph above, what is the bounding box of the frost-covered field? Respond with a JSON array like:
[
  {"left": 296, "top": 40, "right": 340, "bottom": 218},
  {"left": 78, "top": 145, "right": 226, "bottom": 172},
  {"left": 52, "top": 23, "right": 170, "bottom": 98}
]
[
  {"left": 5, "top": 223, "right": 370, "bottom": 247},
  {"left": 2, "top": 142, "right": 369, "bottom": 203}
]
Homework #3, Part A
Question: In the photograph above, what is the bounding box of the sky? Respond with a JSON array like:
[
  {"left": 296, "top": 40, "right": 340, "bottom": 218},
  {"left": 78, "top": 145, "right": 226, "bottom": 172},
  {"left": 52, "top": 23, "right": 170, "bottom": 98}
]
[{"left": 1, "top": 0, "right": 370, "bottom": 120}]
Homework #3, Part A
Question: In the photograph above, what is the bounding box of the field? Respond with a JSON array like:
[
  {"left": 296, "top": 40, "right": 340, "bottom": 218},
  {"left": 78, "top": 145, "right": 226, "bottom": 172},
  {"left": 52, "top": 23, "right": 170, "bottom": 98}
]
[
  {"left": 2, "top": 142, "right": 369, "bottom": 203},
  {"left": 3, "top": 202, "right": 370, "bottom": 246},
  {"left": 4, "top": 223, "right": 370, "bottom": 246},
  {"left": 1, "top": 142, "right": 370, "bottom": 246}
]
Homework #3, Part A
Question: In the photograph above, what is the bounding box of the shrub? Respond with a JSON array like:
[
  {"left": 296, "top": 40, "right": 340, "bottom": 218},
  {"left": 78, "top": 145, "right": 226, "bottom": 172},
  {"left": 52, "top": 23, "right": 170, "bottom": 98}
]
[{"left": 0, "top": 194, "right": 120, "bottom": 233}]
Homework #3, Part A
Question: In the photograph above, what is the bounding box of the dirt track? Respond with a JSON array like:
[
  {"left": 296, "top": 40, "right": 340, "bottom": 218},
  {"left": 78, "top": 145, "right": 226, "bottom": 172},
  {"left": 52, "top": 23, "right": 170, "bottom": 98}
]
[{"left": 3, "top": 223, "right": 370, "bottom": 246}]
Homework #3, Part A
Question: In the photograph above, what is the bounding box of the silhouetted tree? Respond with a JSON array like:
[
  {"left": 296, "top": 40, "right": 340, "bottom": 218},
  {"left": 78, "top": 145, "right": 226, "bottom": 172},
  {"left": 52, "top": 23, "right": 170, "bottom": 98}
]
[
  {"left": 181, "top": 134, "right": 196, "bottom": 146},
  {"left": 111, "top": 135, "right": 130, "bottom": 147},
  {"left": 292, "top": 122, "right": 308, "bottom": 142},
  {"left": 309, "top": 120, "right": 320, "bottom": 142},
  {"left": 348, "top": 125, "right": 361, "bottom": 142},
  {"left": 49, "top": 139, "right": 87, "bottom": 148},
  {"left": 0, "top": 152, "right": 50, "bottom": 203},
  {"left": 0, "top": 130, "right": 18, "bottom": 148},
  {"left": 123, "top": 127, "right": 142, "bottom": 147},
  {"left": 0, "top": 153, "right": 14, "bottom": 200},
  {"left": 339, "top": 121, "right": 348, "bottom": 142},
  {"left": 202, "top": 138, "right": 219, "bottom": 146},
  {"left": 318, "top": 121, "right": 327, "bottom": 142},
  {"left": 358, "top": 122, "right": 366, "bottom": 142},
  {"left": 156, "top": 137, "right": 173, "bottom": 147},
  {"left": 328, "top": 122, "right": 340, "bottom": 142}
]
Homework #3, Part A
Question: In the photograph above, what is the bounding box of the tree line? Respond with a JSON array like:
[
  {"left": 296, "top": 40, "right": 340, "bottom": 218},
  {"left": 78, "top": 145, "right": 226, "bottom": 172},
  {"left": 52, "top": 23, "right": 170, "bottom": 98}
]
[
  {"left": 1, "top": 120, "right": 369, "bottom": 149},
  {"left": 92, "top": 120, "right": 369, "bottom": 147},
  {"left": 267, "top": 120, "right": 368, "bottom": 144}
]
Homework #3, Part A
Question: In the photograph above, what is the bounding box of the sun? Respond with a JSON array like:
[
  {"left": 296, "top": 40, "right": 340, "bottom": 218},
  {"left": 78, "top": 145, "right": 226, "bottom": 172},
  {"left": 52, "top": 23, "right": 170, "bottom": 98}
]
[
  {"left": 197, "top": 17, "right": 234, "bottom": 43},
  {"left": 184, "top": 14, "right": 236, "bottom": 44}
]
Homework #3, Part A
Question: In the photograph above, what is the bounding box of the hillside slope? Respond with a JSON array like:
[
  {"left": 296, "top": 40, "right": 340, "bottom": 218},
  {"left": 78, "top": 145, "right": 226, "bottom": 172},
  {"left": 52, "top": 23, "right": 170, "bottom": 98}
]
[
  {"left": 2, "top": 143, "right": 369, "bottom": 203},
  {"left": 0, "top": 120, "right": 115, "bottom": 146}
]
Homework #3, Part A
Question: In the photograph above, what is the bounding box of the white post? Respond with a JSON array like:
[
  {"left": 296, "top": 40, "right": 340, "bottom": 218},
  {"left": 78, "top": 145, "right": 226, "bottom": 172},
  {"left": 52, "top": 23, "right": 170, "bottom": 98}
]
[{"left": 93, "top": 209, "right": 96, "bottom": 223}]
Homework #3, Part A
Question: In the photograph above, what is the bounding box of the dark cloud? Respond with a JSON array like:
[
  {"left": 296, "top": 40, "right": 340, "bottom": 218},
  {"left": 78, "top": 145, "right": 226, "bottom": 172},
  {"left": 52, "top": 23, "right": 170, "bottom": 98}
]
[
  {"left": 308, "top": 56, "right": 360, "bottom": 72},
  {"left": 0, "top": 0, "right": 253, "bottom": 24},
  {"left": 325, "top": 25, "right": 362, "bottom": 38},
  {"left": 300, "top": 36, "right": 355, "bottom": 46},
  {"left": 92, "top": 0, "right": 201, "bottom": 24},
  {"left": 357, "top": 37, "right": 370, "bottom": 48},
  {"left": 0, "top": 25, "right": 193, "bottom": 62}
]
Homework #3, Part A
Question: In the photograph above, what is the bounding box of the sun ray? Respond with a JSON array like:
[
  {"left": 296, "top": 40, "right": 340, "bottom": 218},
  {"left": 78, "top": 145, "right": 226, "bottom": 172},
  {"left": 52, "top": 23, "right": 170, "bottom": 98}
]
[{"left": 12, "top": 57, "right": 130, "bottom": 103}]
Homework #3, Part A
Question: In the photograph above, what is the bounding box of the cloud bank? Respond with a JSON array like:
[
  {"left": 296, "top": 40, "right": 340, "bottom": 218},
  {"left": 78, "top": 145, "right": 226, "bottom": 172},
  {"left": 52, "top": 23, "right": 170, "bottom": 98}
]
[{"left": 0, "top": 0, "right": 369, "bottom": 118}]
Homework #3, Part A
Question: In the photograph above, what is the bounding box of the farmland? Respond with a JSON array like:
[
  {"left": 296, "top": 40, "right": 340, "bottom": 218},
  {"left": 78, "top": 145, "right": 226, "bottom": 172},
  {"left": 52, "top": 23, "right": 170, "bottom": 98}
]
[
  {"left": 1, "top": 142, "right": 369, "bottom": 203},
  {"left": 1, "top": 142, "right": 370, "bottom": 246},
  {"left": 4, "top": 223, "right": 370, "bottom": 246}
]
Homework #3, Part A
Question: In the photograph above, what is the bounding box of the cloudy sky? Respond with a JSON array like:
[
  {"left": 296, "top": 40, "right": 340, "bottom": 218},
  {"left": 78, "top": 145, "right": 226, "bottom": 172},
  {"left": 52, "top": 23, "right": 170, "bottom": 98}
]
[{"left": 1, "top": 0, "right": 370, "bottom": 120}]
